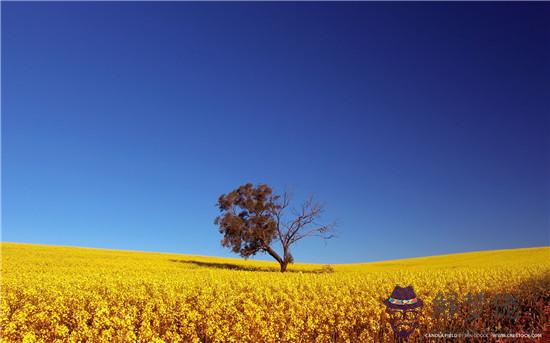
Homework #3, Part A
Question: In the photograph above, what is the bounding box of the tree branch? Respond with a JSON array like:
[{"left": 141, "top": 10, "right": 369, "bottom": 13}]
[{"left": 262, "top": 244, "right": 283, "bottom": 265}]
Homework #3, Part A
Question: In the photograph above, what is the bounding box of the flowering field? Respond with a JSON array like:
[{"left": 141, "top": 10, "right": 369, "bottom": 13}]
[{"left": 1, "top": 243, "right": 548, "bottom": 342}]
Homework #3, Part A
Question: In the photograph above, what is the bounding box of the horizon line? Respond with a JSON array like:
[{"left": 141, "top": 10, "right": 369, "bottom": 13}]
[{"left": 2, "top": 241, "right": 548, "bottom": 265}]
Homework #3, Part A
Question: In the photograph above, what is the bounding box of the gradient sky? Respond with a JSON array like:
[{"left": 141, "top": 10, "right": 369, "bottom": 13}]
[{"left": 3, "top": 2, "right": 549, "bottom": 263}]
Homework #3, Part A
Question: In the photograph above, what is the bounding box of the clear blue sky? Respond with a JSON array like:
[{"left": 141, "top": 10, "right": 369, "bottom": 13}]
[{"left": 3, "top": 2, "right": 549, "bottom": 263}]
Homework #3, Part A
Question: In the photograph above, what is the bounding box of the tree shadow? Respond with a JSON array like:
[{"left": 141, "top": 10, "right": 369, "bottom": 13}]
[{"left": 169, "top": 259, "right": 334, "bottom": 274}]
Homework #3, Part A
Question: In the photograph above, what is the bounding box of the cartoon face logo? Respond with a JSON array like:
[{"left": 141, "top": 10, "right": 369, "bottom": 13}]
[{"left": 383, "top": 285, "right": 423, "bottom": 339}]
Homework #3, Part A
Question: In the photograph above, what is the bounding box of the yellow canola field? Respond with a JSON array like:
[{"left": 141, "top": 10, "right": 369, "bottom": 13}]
[{"left": 1, "top": 243, "right": 549, "bottom": 342}]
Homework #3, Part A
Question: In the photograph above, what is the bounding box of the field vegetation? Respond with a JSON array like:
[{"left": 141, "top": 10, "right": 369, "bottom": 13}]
[{"left": 1, "top": 243, "right": 548, "bottom": 342}]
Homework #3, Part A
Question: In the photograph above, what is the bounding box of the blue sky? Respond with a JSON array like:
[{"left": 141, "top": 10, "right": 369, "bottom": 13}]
[{"left": 3, "top": 2, "right": 549, "bottom": 263}]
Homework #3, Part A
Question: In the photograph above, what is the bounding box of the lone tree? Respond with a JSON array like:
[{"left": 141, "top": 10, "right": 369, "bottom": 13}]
[{"left": 214, "top": 183, "right": 335, "bottom": 272}]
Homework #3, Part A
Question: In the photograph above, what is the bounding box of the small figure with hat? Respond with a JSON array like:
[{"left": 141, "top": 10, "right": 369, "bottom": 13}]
[{"left": 379, "top": 285, "right": 423, "bottom": 341}]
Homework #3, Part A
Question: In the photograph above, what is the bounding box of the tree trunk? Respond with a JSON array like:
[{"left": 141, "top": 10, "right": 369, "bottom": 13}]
[
  {"left": 280, "top": 245, "right": 290, "bottom": 273},
  {"left": 280, "top": 261, "right": 289, "bottom": 273},
  {"left": 264, "top": 245, "right": 285, "bottom": 272},
  {"left": 263, "top": 243, "right": 291, "bottom": 273}
]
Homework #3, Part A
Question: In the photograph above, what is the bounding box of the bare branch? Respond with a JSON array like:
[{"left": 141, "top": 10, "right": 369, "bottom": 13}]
[
  {"left": 273, "top": 190, "right": 291, "bottom": 244},
  {"left": 282, "top": 194, "right": 335, "bottom": 246},
  {"left": 288, "top": 221, "right": 337, "bottom": 244}
]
